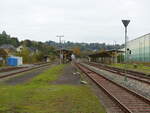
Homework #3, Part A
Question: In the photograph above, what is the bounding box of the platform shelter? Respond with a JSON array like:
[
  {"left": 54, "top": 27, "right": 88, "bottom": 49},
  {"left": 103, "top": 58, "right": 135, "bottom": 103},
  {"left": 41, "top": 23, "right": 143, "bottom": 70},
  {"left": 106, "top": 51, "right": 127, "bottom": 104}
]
[
  {"left": 88, "top": 50, "right": 124, "bottom": 64},
  {"left": 57, "top": 49, "right": 73, "bottom": 63}
]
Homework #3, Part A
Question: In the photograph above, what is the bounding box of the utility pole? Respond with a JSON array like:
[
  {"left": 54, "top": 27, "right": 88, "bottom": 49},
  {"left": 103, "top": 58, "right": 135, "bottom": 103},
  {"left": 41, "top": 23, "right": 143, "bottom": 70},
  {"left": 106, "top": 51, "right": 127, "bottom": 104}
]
[
  {"left": 114, "top": 40, "right": 117, "bottom": 63},
  {"left": 122, "top": 20, "right": 130, "bottom": 81},
  {"left": 149, "top": 37, "right": 150, "bottom": 62},
  {"left": 56, "top": 35, "right": 64, "bottom": 64}
]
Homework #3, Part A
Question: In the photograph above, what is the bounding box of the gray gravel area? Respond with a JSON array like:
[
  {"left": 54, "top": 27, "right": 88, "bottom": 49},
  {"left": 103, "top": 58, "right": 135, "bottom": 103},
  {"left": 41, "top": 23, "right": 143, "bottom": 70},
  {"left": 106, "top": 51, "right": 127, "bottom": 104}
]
[
  {"left": 82, "top": 63, "right": 150, "bottom": 99},
  {"left": 52, "top": 64, "right": 81, "bottom": 85},
  {"left": 1, "top": 64, "right": 56, "bottom": 85}
]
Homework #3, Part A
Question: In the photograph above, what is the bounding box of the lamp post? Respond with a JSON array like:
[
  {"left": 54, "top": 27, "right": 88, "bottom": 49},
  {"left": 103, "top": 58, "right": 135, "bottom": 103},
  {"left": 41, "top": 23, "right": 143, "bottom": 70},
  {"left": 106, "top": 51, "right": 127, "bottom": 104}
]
[
  {"left": 56, "top": 35, "right": 64, "bottom": 64},
  {"left": 122, "top": 20, "right": 130, "bottom": 81}
]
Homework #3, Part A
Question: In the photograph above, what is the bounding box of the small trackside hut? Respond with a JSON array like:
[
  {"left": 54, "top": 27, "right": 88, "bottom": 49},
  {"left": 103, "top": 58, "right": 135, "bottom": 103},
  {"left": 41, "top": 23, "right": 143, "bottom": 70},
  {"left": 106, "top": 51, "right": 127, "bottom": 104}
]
[
  {"left": 88, "top": 50, "right": 124, "bottom": 64},
  {"left": 56, "top": 49, "right": 73, "bottom": 64}
]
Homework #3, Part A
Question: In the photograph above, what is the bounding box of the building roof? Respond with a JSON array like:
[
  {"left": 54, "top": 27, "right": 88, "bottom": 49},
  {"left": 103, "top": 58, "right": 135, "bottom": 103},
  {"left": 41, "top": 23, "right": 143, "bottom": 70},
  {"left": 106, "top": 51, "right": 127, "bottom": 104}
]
[
  {"left": 56, "top": 49, "right": 73, "bottom": 52},
  {"left": 28, "top": 47, "right": 38, "bottom": 52},
  {"left": 128, "top": 33, "right": 150, "bottom": 43},
  {"left": 89, "top": 52, "right": 111, "bottom": 58},
  {"left": 89, "top": 50, "right": 123, "bottom": 58},
  {"left": 0, "top": 44, "right": 16, "bottom": 50},
  {"left": 106, "top": 49, "right": 124, "bottom": 53}
]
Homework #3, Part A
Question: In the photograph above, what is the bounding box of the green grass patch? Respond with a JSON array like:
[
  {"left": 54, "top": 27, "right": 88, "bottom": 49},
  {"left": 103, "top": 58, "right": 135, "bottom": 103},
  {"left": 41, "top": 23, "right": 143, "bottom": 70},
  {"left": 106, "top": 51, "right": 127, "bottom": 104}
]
[
  {"left": 110, "top": 63, "right": 150, "bottom": 74},
  {"left": 29, "top": 65, "right": 64, "bottom": 85},
  {"left": 0, "top": 64, "right": 106, "bottom": 113}
]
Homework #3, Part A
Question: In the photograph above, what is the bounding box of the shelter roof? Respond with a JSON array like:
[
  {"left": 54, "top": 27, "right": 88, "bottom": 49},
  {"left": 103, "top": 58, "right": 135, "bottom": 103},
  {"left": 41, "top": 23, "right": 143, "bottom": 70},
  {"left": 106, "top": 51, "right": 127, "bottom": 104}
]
[
  {"left": 0, "top": 44, "right": 16, "bottom": 50},
  {"left": 56, "top": 49, "right": 73, "bottom": 53},
  {"left": 89, "top": 50, "right": 123, "bottom": 58}
]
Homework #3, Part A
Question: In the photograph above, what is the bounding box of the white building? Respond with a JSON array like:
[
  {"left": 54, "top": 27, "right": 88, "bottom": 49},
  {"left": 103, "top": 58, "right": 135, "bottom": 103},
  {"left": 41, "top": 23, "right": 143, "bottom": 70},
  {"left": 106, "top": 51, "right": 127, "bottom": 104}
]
[{"left": 126, "top": 33, "right": 150, "bottom": 62}]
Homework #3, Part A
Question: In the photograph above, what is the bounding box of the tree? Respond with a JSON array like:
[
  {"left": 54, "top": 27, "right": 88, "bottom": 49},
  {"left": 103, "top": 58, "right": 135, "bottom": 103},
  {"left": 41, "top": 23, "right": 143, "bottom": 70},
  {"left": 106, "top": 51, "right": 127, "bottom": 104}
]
[
  {"left": 0, "top": 49, "right": 8, "bottom": 66},
  {"left": 21, "top": 40, "right": 32, "bottom": 47},
  {"left": 0, "top": 49, "right": 8, "bottom": 58},
  {"left": 0, "top": 31, "right": 20, "bottom": 47},
  {"left": 35, "top": 51, "right": 44, "bottom": 62},
  {"left": 10, "top": 37, "right": 20, "bottom": 47},
  {"left": 2, "top": 31, "right": 7, "bottom": 36},
  {"left": 16, "top": 47, "right": 30, "bottom": 63},
  {"left": 72, "top": 47, "right": 81, "bottom": 57}
]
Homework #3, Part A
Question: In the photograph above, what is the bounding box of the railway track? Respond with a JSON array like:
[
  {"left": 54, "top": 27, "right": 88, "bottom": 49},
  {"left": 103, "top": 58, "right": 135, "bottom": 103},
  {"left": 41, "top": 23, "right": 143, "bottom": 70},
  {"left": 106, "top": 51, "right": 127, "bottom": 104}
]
[
  {"left": 0, "top": 67, "right": 26, "bottom": 73},
  {"left": 76, "top": 63, "right": 150, "bottom": 113},
  {"left": 0, "top": 62, "right": 49, "bottom": 73},
  {"left": 0, "top": 62, "right": 53, "bottom": 79},
  {"left": 86, "top": 62, "right": 150, "bottom": 85}
]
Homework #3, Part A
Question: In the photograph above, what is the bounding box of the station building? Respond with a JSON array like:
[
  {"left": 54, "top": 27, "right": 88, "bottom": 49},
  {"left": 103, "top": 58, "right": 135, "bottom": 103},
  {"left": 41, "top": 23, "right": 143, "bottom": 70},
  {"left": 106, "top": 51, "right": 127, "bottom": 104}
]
[{"left": 127, "top": 33, "right": 150, "bottom": 63}]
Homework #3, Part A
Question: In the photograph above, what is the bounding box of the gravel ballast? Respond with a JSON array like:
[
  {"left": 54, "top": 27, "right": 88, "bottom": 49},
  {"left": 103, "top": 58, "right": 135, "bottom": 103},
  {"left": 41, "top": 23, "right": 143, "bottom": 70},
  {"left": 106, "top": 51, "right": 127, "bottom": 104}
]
[{"left": 82, "top": 63, "right": 150, "bottom": 99}]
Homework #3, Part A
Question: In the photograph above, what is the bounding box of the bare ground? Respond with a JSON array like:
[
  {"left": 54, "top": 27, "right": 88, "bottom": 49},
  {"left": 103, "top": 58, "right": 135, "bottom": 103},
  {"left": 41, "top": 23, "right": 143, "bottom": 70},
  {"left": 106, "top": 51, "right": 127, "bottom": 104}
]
[{"left": 52, "top": 64, "right": 81, "bottom": 85}]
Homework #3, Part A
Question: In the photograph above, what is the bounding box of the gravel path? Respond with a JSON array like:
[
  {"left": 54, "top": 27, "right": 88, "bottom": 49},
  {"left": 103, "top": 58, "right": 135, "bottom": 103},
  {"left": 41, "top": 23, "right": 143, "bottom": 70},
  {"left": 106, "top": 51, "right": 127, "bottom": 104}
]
[
  {"left": 52, "top": 64, "right": 81, "bottom": 85},
  {"left": 1, "top": 64, "right": 57, "bottom": 85}
]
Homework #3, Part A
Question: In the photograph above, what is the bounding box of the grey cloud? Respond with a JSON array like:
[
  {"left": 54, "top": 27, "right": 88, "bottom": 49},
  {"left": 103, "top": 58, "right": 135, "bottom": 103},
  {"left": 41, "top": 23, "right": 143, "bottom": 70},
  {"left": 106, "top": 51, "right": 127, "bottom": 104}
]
[{"left": 0, "top": 0, "right": 149, "bottom": 44}]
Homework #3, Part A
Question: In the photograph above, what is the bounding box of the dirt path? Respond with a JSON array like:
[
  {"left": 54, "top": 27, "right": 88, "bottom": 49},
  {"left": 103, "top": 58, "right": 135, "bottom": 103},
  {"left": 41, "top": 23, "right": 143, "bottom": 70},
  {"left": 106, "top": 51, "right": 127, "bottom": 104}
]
[
  {"left": 2, "top": 64, "right": 57, "bottom": 85},
  {"left": 52, "top": 64, "right": 81, "bottom": 85}
]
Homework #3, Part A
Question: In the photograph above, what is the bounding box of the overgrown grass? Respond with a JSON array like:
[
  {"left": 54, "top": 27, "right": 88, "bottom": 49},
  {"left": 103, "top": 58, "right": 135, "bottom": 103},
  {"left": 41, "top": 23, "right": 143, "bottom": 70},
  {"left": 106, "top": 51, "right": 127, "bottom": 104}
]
[
  {"left": 110, "top": 63, "right": 150, "bottom": 74},
  {"left": 0, "top": 64, "right": 106, "bottom": 113}
]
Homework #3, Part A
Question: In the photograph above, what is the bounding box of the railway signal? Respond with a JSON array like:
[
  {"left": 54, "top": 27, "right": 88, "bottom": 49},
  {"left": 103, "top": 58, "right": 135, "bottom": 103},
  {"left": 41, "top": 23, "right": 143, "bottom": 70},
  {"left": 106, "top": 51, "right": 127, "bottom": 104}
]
[{"left": 122, "top": 20, "right": 130, "bottom": 81}]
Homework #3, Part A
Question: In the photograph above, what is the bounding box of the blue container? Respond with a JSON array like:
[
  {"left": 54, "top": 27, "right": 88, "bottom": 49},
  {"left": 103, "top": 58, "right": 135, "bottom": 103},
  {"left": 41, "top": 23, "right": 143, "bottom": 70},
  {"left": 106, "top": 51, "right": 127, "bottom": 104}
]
[{"left": 7, "top": 57, "right": 18, "bottom": 66}]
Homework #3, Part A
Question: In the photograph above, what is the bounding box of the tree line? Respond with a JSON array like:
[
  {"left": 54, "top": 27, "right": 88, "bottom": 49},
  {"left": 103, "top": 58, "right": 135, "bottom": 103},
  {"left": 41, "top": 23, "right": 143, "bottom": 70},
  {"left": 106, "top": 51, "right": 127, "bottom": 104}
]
[
  {"left": 0, "top": 31, "right": 57, "bottom": 64},
  {"left": 0, "top": 30, "right": 124, "bottom": 63},
  {"left": 45, "top": 40, "right": 124, "bottom": 51}
]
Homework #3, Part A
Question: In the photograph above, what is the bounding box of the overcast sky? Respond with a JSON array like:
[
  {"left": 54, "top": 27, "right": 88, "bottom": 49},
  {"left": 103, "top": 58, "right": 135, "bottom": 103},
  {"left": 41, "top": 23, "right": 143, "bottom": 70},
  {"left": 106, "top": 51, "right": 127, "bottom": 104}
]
[{"left": 0, "top": 0, "right": 149, "bottom": 44}]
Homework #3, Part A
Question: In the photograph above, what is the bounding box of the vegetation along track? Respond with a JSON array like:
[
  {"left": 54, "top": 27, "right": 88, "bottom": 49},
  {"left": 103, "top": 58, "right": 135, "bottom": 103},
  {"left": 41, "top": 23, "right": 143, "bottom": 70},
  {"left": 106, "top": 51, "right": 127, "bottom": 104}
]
[
  {"left": 0, "top": 62, "right": 53, "bottom": 79},
  {"left": 85, "top": 62, "right": 150, "bottom": 85},
  {"left": 76, "top": 63, "right": 150, "bottom": 113}
]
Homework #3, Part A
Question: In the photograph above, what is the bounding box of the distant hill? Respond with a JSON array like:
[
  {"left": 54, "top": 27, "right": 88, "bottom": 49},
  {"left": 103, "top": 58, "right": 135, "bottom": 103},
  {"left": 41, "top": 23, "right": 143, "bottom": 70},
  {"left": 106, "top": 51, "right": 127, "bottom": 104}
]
[
  {"left": 0, "top": 31, "right": 124, "bottom": 52},
  {"left": 45, "top": 41, "right": 124, "bottom": 51}
]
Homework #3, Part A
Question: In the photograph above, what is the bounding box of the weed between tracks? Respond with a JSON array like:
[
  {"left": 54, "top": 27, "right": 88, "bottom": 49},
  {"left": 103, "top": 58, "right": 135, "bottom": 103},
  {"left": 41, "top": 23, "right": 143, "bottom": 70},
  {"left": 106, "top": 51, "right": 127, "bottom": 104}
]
[{"left": 0, "top": 64, "right": 105, "bottom": 113}]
